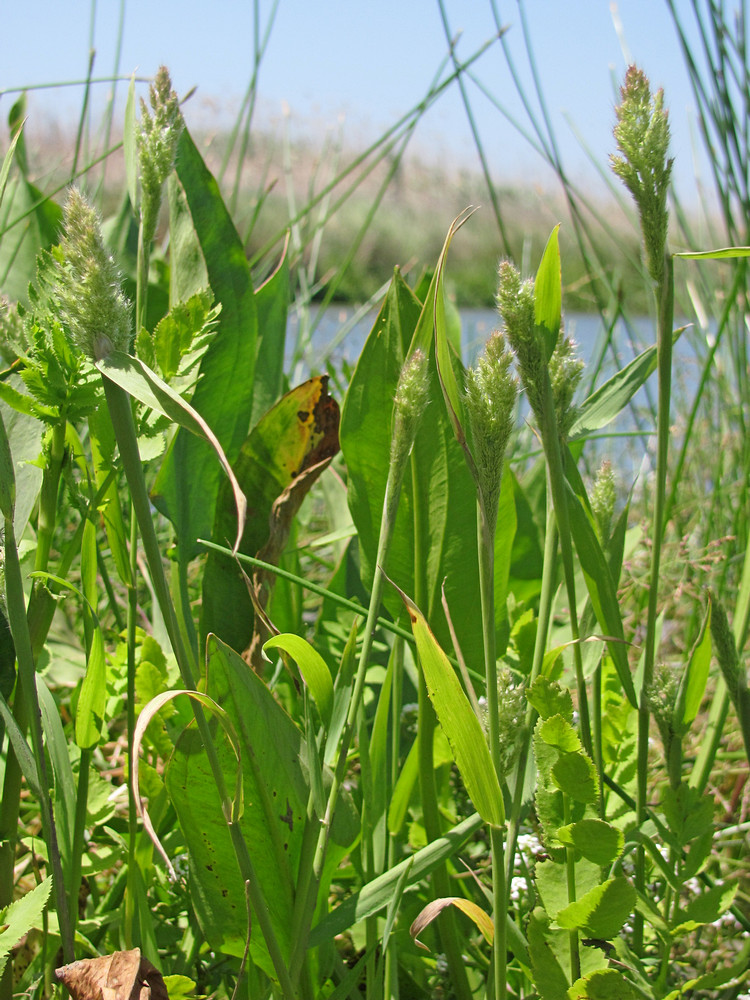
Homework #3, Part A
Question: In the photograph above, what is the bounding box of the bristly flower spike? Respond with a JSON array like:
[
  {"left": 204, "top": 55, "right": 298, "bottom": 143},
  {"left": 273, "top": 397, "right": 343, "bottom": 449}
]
[
  {"left": 52, "top": 189, "right": 132, "bottom": 361},
  {"left": 464, "top": 331, "right": 517, "bottom": 535},
  {"left": 136, "top": 66, "right": 184, "bottom": 247},
  {"left": 390, "top": 348, "right": 430, "bottom": 488},
  {"left": 496, "top": 261, "right": 543, "bottom": 421},
  {"left": 611, "top": 66, "right": 673, "bottom": 285}
]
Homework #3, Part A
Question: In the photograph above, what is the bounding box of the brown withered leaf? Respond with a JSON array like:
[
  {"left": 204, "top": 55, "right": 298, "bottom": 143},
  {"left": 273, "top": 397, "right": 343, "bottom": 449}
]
[{"left": 55, "top": 949, "right": 168, "bottom": 1000}]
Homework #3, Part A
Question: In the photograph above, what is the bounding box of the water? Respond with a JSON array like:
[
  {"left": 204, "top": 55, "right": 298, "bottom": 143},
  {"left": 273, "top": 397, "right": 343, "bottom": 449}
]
[{"left": 287, "top": 303, "right": 703, "bottom": 474}]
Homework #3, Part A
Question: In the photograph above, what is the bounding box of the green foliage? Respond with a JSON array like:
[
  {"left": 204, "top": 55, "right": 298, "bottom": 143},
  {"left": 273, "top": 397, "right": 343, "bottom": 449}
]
[{"left": 0, "top": 23, "right": 748, "bottom": 1000}]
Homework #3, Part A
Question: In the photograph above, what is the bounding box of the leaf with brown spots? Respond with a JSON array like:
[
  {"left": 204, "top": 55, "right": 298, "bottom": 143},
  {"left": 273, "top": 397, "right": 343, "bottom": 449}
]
[{"left": 200, "top": 375, "right": 339, "bottom": 655}]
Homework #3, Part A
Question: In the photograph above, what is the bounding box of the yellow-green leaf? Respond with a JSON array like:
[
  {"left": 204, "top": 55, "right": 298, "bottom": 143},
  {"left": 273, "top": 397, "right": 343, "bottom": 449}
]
[
  {"left": 399, "top": 588, "right": 504, "bottom": 826},
  {"left": 263, "top": 633, "right": 333, "bottom": 727}
]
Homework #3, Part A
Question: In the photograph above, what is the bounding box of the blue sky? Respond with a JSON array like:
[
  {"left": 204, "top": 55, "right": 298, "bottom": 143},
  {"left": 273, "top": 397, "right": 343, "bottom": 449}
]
[{"left": 1, "top": 2, "right": 711, "bottom": 199}]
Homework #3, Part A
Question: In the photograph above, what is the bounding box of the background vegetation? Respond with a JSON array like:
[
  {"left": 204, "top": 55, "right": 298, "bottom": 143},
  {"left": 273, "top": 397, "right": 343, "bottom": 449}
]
[{"left": 0, "top": 3, "right": 748, "bottom": 1000}]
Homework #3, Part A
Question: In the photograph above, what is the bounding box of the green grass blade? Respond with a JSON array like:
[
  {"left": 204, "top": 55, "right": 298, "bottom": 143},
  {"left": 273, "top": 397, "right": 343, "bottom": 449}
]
[
  {"left": 534, "top": 225, "right": 562, "bottom": 362},
  {"left": 569, "top": 329, "right": 683, "bottom": 440},
  {"left": 309, "top": 812, "right": 484, "bottom": 944},
  {"left": 398, "top": 586, "right": 503, "bottom": 826}
]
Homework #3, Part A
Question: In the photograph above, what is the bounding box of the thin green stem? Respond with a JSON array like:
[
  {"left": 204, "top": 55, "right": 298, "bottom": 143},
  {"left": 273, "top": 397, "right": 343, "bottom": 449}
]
[
  {"left": 125, "top": 507, "right": 138, "bottom": 948},
  {"left": 635, "top": 255, "right": 674, "bottom": 953},
  {"left": 562, "top": 794, "right": 580, "bottom": 982},
  {"left": 288, "top": 432, "right": 414, "bottom": 988},
  {"left": 506, "top": 504, "right": 557, "bottom": 884},
  {"left": 477, "top": 501, "right": 507, "bottom": 1000},
  {"left": 538, "top": 380, "right": 591, "bottom": 756}
]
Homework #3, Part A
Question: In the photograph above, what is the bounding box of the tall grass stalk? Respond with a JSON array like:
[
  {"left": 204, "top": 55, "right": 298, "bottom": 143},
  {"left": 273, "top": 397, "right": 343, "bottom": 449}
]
[
  {"left": 288, "top": 350, "right": 430, "bottom": 993},
  {"left": 476, "top": 505, "right": 508, "bottom": 1000}
]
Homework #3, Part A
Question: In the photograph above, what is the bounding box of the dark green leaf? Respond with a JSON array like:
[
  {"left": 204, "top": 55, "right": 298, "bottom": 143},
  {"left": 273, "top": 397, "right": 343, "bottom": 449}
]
[{"left": 153, "top": 128, "right": 258, "bottom": 561}]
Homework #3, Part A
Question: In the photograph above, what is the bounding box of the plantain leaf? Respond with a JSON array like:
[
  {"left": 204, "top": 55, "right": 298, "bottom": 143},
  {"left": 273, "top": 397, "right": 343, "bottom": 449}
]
[
  {"left": 153, "top": 128, "right": 258, "bottom": 561},
  {"left": 200, "top": 375, "right": 339, "bottom": 654},
  {"left": 340, "top": 268, "right": 483, "bottom": 668},
  {"left": 165, "top": 636, "right": 357, "bottom": 975}
]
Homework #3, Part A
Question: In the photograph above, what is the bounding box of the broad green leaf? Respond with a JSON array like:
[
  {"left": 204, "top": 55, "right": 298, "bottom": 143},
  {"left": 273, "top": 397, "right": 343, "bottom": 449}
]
[
  {"left": 151, "top": 289, "right": 218, "bottom": 380},
  {"left": 0, "top": 876, "right": 52, "bottom": 978},
  {"left": 162, "top": 977, "right": 198, "bottom": 1000},
  {"left": 340, "top": 269, "right": 483, "bottom": 668},
  {"left": 680, "top": 599, "right": 712, "bottom": 725},
  {"left": 410, "top": 896, "right": 494, "bottom": 949},
  {"left": 97, "top": 350, "right": 246, "bottom": 553},
  {"left": 165, "top": 636, "right": 358, "bottom": 975},
  {"left": 662, "top": 784, "right": 715, "bottom": 846},
  {"left": 534, "top": 226, "right": 561, "bottom": 362},
  {"left": 556, "top": 819, "right": 623, "bottom": 867},
  {"left": 676, "top": 245, "right": 750, "bottom": 259},
  {"left": 263, "top": 633, "right": 333, "bottom": 727},
  {"left": 568, "top": 968, "right": 639, "bottom": 1000},
  {"left": 539, "top": 714, "right": 581, "bottom": 754},
  {"left": 400, "top": 589, "right": 503, "bottom": 826},
  {"left": 527, "top": 677, "right": 574, "bottom": 722},
  {"left": 251, "top": 250, "right": 289, "bottom": 426},
  {"left": 552, "top": 752, "right": 599, "bottom": 804},
  {"left": 200, "top": 375, "right": 339, "bottom": 653},
  {"left": 154, "top": 127, "right": 258, "bottom": 561},
  {"left": 556, "top": 877, "right": 635, "bottom": 940},
  {"left": 535, "top": 858, "right": 601, "bottom": 922}
]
